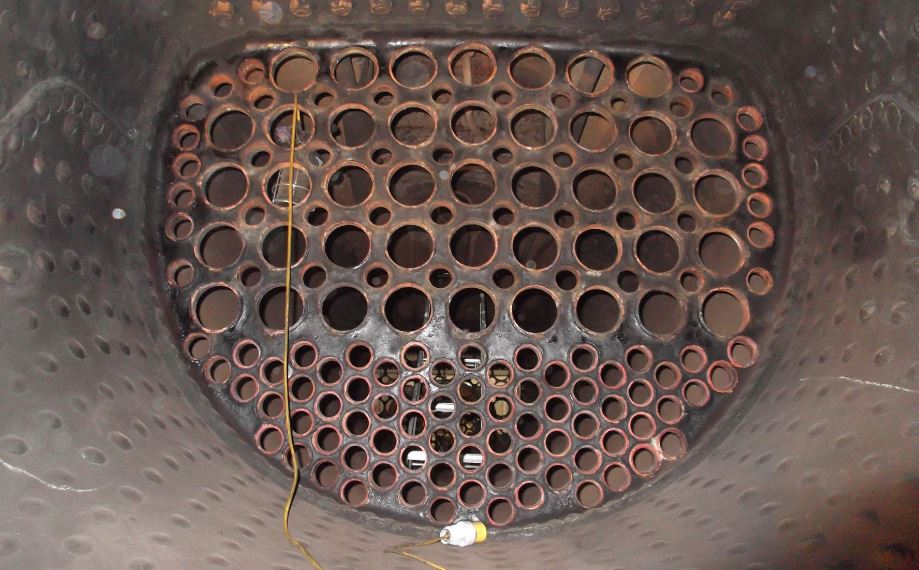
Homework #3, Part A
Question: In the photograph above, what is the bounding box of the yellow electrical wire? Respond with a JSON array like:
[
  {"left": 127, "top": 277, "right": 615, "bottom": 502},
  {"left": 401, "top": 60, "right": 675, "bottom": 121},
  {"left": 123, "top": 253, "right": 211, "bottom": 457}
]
[
  {"left": 385, "top": 537, "right": 448, "bottom": 570},
  {"left": 276, "top": 88, "right": 475, "bottom": 570},
  {"left": 389, "top": 550, "right": 448, "bottom": 570},
  {"left": 276, "top": 89, "right": 443, "bottom": 570},
  {"left": 281, "top": 93, "right": 324, "bottom": 570}
]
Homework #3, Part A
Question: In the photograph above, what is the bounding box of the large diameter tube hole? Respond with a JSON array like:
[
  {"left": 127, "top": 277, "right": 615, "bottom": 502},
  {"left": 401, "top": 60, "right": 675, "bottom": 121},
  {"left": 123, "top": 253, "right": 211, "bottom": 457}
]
[
  {"left": 513, "top": 227, "right": 558, "bottom": 270},
  {"left": 691, "top": 118, "right": 733, "bottom": 157},
  {"left": 331, "top": 108, "right": 375, "bottom": 148},
  {"left": 273, "top": 50, "right": 319, "bottom": 92},
  {"left": 325, "top": 225, "right": 370, "bottom": 268},
  {"left": 510, "top": 50, "right": 554, "bottom": 89},
  {"left": 322, "top": 287, "right": 368, "bottom": 331},
  {"left": 391, "top": 106, "right": 435, "bottom": 146},
  {"left": 205, "top": 166, "right": 247, "bottom": 207},
  {"left": 262, "top": 226, "right": 305, "bottom": 268},
  {"left": 270, "top": 109, "right": 313, "bottom": 147},
  {"left": 391, "top": 49, "right": 436, "bottom": 88},
  {"left": 636, "top": 230, "right": 679, "bottom": 273},
  {"left": 210, "top": 110, "right": 254, "bottom": 150},
  {"left": 200, "top": 226, "right": 244, "bottom": 268},
  {"left": 450, "top": 225, "right": 496, "bottom": 267},
  {"left": 259, "top": 286, "right": 303, "bottom": 331},
  {"left": 449, "top": 45, "right": 496, "bottom": 85},
  {"left": 387, "top": 225, "right": 434, "bottom": 269},
  {"left": 573, "top": 169, "right": 616, "bottom": 210},
  {"left": 639, "top": 291, "right": 683, "bottom": 336},
  {"left": 327, "top": 165, "right": 372, "bottom": 206},
  {"left": 575, "top": 229, "right": 618, "bottom": 270},
  {"left": 702, "top": 291, "right": 747, "bottom": 336},
  {"left": 512, "top": 289, "right": 557, "bottom": 334},
  {"left": 567, "top": 53, "right": 614, "bottom": 95},
  {"left": 626, "top": 57, "right": 672, "bottom": 98},
  {"left": 451, "top": 105, "right": 496, "bottom": 144},
  {"left": 451, "top": 163, "right": 496, "bottom": 205},
  {"left": 449, "top": 288, "right": 496, "bottom": 333},
  {"left": 511, "top": 108, "right": 555, "bottom": 148},
  {"left": 385, "top": 287, "right": 431, "bottom": 332},
  {"left": 332, "top": 50, "right": 378, "bottom": 89},
  {"left": 389, "top": 164, "right": 435, "bottom": 206},
  {"left": 576, "top": 289, "right": 620, "bottom": 334},
  {"left": 196, "top": 286, "right": 241, "bottom": 331},
  {"left": 634, "top": 172, "right": 676, "bottom": 213},
  {"left": 630, "top": 116, "right": 674, "bottom": 155},
  {"left": 695, "top": 172, "right": 740, "bottom": 215},
  {"left": 512, "top": 166, "right": 556, "bottom": 207},
  {"left": 699, "top": 232, "right": 742, "bottom": 275}
]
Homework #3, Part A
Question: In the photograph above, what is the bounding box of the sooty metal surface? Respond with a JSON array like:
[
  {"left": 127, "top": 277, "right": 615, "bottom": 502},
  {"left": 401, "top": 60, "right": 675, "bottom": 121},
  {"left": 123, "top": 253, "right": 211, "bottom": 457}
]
[
  {"left": 159, "top": 40, "right": 781, "bottom": 526},
  {"left": 0, "top": 1, "right": 917, "bottom": 568}
]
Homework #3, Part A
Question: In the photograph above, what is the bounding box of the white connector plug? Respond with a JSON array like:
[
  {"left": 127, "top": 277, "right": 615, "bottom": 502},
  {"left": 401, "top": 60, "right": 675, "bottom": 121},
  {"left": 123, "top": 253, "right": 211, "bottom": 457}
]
[{"left": 439, "top": 520, "right": 488, "bottom": 547}]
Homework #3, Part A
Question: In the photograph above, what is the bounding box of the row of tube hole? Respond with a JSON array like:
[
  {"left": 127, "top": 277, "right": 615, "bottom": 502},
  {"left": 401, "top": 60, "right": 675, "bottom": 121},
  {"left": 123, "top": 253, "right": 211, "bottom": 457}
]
[
  {"left": 168, "top": 151, "right": 769, "bottom": 219},
  {"left": 216, "top": 337, "right": 748, "bottom": 523},
  {"left": 167, "top": 44, "right": 773, "bottom": 342},
  {"left": 183, "top": 273, "right": 757, "bottom": 339},
  {"left": 166, "top": 43, "right": 775, "bottom": 524},
  {"left": 232, "top": 44, "right": 749, "bottom": 109},
  {"left": 172, "top": 212, "right": 765, "bottom": 276},
  {"left": 178, "top": 92, "right": 761, "bottom": 157}
]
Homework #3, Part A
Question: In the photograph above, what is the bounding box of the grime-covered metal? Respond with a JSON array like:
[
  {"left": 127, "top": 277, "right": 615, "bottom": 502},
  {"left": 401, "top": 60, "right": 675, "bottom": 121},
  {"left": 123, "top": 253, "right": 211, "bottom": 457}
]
[
  {"left": 160, "top": 40, "right": 780, "bottom": 526},
  {"left": 1, "top": 0, "right": 918, "bottom": 568}
]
